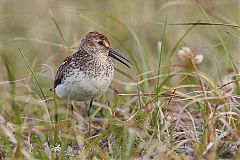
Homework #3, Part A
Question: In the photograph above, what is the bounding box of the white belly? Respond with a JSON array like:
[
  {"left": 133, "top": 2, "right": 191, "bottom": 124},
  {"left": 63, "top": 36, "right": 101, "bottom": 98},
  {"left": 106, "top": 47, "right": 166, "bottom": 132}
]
[{"left": 55, "top": 70, "right": 114, "bottom": 101}]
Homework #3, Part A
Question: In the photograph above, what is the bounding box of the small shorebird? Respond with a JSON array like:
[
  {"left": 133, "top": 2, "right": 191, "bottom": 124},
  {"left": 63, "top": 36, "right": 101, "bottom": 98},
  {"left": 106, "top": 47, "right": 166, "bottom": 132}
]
[{"left": 54, "top": 31, "right": 132, "bottom": 132}]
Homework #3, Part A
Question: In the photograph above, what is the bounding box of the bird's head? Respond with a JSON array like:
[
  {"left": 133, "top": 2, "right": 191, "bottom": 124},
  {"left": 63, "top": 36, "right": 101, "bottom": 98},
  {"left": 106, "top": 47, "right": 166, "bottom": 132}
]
[{"left": 80, "top": 31, "right": 132, "bottom": 68}]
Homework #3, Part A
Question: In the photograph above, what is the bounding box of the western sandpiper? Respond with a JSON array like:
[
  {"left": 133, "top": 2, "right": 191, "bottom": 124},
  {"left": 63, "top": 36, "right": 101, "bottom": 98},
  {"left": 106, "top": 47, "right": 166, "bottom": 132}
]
[{"left": 54, "top": 31, "right": 132, "bottom": 133}]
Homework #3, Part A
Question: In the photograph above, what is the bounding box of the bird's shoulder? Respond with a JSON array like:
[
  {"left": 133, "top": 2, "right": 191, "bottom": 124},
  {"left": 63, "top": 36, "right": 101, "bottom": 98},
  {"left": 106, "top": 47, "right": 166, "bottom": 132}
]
[
  {"left": 54, "top": 49, "right": 92, "bottom": 88},
  {"left": 54, "top": 55, "right": 73, "bottom": 88}
]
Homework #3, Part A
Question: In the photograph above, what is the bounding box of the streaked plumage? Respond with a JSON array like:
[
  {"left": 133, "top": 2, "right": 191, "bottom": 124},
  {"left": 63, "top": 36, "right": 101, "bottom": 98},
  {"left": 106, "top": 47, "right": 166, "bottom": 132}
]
[{"left": 54, "top": 31, "right": 131, "bottom": 101}]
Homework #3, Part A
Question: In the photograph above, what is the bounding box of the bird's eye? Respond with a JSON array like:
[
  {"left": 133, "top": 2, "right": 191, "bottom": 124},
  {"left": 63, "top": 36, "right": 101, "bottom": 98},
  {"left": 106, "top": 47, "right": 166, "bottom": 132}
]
[{"left": 98, "top": 41, "right": 104, "bottom": 45}]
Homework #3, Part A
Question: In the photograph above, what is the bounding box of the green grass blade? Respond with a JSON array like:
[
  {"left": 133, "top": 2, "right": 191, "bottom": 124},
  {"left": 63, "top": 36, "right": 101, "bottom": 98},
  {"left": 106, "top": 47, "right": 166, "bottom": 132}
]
[
  {"left": 156, "top": 16, "right": 168, "bottom": 94},
  {"left": 18, "top": 49, "right": 47, "bottom": 102},
  {"left": 49, "top": 9, "right": 68, "bottom": 47}
]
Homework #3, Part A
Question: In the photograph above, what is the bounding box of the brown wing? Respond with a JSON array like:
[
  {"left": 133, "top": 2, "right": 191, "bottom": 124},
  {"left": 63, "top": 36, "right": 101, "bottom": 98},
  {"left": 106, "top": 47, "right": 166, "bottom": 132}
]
[
  {"left": 54, "top": 56, "right": 73, "bottom": 89},
  {"left": 54, "top": 49, "right": 91, "bottom": 89}
]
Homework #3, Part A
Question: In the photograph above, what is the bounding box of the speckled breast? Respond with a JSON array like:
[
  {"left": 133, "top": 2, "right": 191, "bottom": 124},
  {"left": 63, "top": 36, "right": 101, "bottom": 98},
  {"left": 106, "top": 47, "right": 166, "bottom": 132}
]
[{"left": 55, "top": 57, "right": 114, "bottom": 101}]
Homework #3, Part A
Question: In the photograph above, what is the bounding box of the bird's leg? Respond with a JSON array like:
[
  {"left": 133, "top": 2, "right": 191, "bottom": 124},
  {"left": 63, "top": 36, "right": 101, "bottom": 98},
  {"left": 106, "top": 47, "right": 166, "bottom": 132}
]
[
  {"left": 67, "top": 101, "right": 74, "bottom": 128},
  {"left": 70, "top": 103, "right": 74, "bottom": 119},
  {"left": 88, "top": 98, "right": 94, "bottom": 135}
]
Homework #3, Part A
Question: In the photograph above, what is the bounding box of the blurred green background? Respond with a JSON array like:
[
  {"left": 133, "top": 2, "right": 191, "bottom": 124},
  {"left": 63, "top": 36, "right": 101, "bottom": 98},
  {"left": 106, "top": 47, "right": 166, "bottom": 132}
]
[{"left": 0, "top": 0, "right": 239, "bottom": 92}]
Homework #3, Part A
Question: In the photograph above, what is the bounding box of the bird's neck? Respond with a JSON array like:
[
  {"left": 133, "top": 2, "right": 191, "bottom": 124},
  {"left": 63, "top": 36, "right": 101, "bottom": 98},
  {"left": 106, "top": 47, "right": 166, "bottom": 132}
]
[{"left": 75, "top": 47, "right": 110, "bottom": 64}]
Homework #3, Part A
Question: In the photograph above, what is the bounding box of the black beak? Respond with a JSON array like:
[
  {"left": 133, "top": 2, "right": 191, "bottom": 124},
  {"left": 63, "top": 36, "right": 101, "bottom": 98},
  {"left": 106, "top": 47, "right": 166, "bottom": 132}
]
[{"left": 109, "top": 48, "right": 133, "bottom": 68}]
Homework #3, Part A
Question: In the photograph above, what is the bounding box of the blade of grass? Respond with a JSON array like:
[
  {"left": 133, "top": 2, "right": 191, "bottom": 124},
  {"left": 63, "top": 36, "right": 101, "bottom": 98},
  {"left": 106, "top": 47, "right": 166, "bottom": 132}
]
[
  {"left": 225, "top": 31, "right": 240, "bottom": 39},
  {"left": 166, "top": 22, "right": 240, "bottom": 29},
  {"left": 126, "top": 26, "right": 148, "bottom": 72},
  {"left": 156, "top": 16, "right": 168, "bottom": 98},
  {"left": 18, "top": 49, "right": 47, "bottom": 101},
  {"left": 7, "top": 37, "right": 66, "bottom": 49},
  {"left": 49, "top": 9, "right": 68, "bottom": 47}
]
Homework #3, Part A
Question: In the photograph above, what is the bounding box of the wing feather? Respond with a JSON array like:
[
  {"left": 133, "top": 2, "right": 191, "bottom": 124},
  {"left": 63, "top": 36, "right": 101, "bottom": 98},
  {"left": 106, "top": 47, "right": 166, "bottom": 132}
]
[
  {"left": 54, "top": 49, "right": 90, "bottom": 89},
  {"left": 54, "top": 56, "right": 73, "bottom": 89}
]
